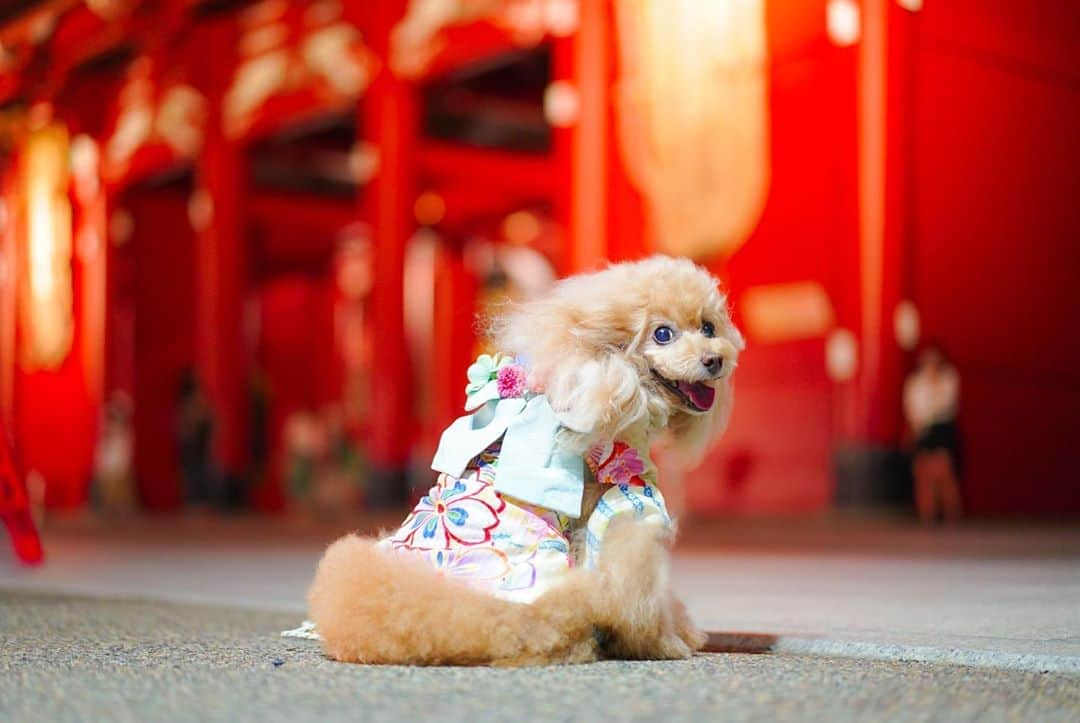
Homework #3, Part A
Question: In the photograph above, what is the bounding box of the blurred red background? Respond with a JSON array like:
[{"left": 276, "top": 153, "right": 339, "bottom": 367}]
[{"left": 0, "top": 0, "right": 1076, "bottom": 519}]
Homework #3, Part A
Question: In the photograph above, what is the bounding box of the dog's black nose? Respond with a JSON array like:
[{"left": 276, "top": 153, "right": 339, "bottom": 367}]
[{"left": 701, "top": 354, "right": 723, "bottom": 376}]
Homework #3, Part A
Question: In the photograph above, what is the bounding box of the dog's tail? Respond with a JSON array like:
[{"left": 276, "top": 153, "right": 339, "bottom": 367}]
[{"left": 307, "top": 535, "right": 600, "bottom": 666}]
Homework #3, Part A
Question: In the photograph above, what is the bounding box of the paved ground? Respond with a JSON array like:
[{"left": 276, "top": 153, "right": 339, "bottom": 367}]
[
  {"left": 3, "top": 516, "right": 1079, "bottom": 670},
  {"left": 2, "top": 592, "right": 1078, "bottom": 723}
]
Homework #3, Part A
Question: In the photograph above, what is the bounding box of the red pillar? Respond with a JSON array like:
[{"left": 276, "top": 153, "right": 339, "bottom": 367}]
[
  {"left": 1, "top": 165, "right": 18, "bottom": 434},
  {"left": 830, "top": 0, "right": 914, "bottom": 507},
  {"left": 10, "top": 126, "right": 99, "bottom": 510},
  {"left": 431, "top": 238, "right": 477, "bottom": 436},
  {"left": 76, "top": 144, "right": 107, "bottom": 469},
  {"left": 855, "top": 0, "right": 910, "bottom": 445},
  {"left": 552, "top": 0, "right": 612, "bottom": 273},
  {"left": 194, "top": 24, "right": 251, "bottom": 502},
  {"left": 361, "top": 0, "right": 416, "bottom": 505},
  {"left": 129, "top": 190, "right": 196, "bottom": 511}
]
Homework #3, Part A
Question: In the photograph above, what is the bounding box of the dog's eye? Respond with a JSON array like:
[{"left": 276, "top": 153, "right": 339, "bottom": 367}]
[
  {"left": 653, "top": 326, "right": 674, "bottom": 344},
  {"left": 701, "top": 321, "right": 715, "bottom": 338}
]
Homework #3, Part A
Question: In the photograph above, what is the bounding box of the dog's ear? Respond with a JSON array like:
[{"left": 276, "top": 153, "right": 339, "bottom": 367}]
[
  {"left": 542, "top": 351, "right": 651, "bottom": 450},
  {"left": 491, "top": 279, "right": 653, "bottom": 449}
]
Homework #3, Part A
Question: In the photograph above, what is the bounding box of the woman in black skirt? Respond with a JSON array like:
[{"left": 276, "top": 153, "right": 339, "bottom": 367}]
[{"left": 903, "top": 345, "right": 963, "bottom": 523}]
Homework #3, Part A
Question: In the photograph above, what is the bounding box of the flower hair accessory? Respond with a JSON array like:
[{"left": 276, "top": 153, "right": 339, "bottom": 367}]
[
  {"left": 496, "top": 364, "right": 527, "bottom": 399},
  {"left": 464, "top": 353, "right": 525, "bottom": 410}
]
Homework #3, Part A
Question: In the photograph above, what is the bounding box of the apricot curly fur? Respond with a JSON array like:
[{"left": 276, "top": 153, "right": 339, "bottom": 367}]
[{"left": 308, "top": 255, "right": 740, "bottom": 666}]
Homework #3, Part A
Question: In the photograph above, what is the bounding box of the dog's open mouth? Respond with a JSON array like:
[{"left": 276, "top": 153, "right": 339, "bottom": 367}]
[{"left": 651, "top": 370, "right": 716, "bottom": 412}]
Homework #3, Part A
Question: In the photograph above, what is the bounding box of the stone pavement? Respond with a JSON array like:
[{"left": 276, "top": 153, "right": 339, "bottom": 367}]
[
  {"left": 2, "top": 592, "right": 1078, "bottom": 723},
  {"left": 2, "top": 515, "right": 1079, "bottom": 674}
]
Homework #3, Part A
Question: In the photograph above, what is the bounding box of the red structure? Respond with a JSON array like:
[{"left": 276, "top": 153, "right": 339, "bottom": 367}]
[
  {"left": 0, "top": 417, "right": 43, "bottom": 564},
  {"left": 0, "top": 1, "right": 1076, "bottom": 518}
]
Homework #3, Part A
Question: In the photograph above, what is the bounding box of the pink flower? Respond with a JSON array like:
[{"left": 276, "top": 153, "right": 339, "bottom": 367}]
[{"left": 496, "top": 364, "right": 527, "bottom": 399}]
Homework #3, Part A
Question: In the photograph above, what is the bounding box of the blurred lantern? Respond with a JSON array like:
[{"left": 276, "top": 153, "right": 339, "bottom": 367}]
[
  {"left": 826, "top": 0, "right": 861, "bottom": 46},
  {"left": 19, "top": 125, "right": 73, "bottom": 369},
  {"left": 614, "top": 0, "right": 770, "bottom": 261}
]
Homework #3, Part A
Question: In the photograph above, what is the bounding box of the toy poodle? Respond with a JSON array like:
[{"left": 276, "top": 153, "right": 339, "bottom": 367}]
[{"left": 307, "top": 255, "right": 744, "bottom": 665}]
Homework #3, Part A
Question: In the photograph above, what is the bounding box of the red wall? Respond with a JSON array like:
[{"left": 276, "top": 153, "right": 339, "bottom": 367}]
[
  {"left": 906, "top": 2, "right": 1080, "bottom": 516},
  {"left": 687, "top": 1, "right": 860, "bottom": 514}
]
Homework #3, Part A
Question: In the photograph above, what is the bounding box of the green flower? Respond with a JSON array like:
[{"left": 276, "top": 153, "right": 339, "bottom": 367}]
[
  {"left": 464, "top": 353, "right": 514, "bottom": 411},
  {"left": 465, "top": 354, "right": 512, "bottom": 395}
]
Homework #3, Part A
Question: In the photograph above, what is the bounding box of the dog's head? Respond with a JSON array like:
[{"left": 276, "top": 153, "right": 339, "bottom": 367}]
[{"left": 493, "top": 255, "right": 744, "bottom": 457}]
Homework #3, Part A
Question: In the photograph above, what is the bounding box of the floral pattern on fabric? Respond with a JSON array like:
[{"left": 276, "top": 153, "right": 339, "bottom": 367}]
[
  {"left": 383, "top": 442, "right": 573, "bottom": 603},
  {"left": 583, "top": 480, "right": 671, "bottom": 569},
  {"left": 389, "top": 471, "right": 505, "bottom": 549},
  {"left": 382, "top": 435, "right": 671, "bottom": 602},
  {"left": 587, "top": 440, "right": 647, "bottom": 486},
  {"left": 382, "top": 436, "right": 670, "bottom": 601},
  {"left": 424, "top": 546, "right": 512, "bottom": 583}
]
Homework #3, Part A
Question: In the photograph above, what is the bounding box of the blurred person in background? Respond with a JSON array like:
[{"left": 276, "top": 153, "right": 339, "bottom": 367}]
[
  {"left": 92, "top": 391, "right": 135, "bottom": 513},
  {"left": 176, "top": 369, "right": 220, "bottom": 509},
  {"left": 903, "top": 345, "right": 963, "bottom": 523},
  {"left": 283, "top": 405, "right": 365, "bottom": 518}
]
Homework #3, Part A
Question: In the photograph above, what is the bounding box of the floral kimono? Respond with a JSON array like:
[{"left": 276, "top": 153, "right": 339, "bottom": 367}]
[{"left": 377, "top": 354, "right": 672, "bottom": 604}]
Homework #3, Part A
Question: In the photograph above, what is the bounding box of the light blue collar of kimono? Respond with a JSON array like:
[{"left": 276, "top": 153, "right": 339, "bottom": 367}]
[{"left": 430, "top": 354, "right": 586, "bottom": 518}]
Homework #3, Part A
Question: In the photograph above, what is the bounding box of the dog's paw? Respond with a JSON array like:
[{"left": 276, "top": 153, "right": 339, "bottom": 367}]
[
  {"left": 670, "top": 595, "right": 707, "bottom": 652},
  {"left": 653, "top": 632, "right": 694, "bottom": 660},
  {"left": 677, "top": 620, "right": 708, "bottom": 652}
]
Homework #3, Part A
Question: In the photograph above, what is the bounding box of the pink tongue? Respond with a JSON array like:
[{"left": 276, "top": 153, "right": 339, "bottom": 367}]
[{"left": 677, "top": 381, "right": 715, "bottom": 410}]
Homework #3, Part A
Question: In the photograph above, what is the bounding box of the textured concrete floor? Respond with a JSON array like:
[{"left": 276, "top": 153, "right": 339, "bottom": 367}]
[
  {"left": 4, "top": 517, "right": 1079, "bottom": 670},
  {"left": 2, "top": 592, "right": 1078, "bottom": 723}
]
